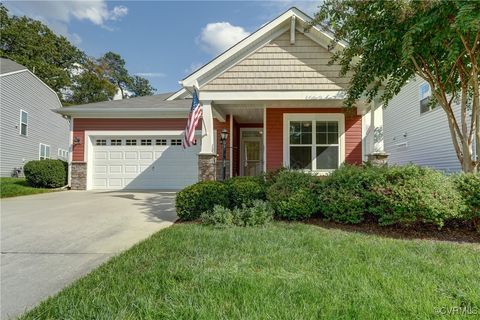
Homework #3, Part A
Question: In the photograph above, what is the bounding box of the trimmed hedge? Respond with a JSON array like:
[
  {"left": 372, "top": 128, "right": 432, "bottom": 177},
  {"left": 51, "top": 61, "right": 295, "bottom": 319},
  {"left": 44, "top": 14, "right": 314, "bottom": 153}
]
[
  {"left": 175, "top": 181, "right": 229, "bottom": 220},
  {"left": 452, "top": 173, "right": 480, "bottom": 228},
  {"left": 266, "top": 170, "right": 320, "bottom": 220},
  {"left": 318, "top": 165, "right": 463, "bottom": 228},
  {"left": 225, "top": 176, "right": 266, "bottom": 208},
  {"left": 24, "top": 159, "right": 67, "bottom": 188}
]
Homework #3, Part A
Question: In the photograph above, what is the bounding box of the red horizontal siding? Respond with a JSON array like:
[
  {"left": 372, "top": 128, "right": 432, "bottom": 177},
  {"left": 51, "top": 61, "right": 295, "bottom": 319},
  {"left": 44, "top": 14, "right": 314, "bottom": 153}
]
[
  {"left": 72, "top": 118, "right": 194, "bottom": 162},
  {"left": 214, "top": 116, "right": 231, "bottom": 160},
  {"left": 266, "top": 108, "right": 362, "bottom": 171}
]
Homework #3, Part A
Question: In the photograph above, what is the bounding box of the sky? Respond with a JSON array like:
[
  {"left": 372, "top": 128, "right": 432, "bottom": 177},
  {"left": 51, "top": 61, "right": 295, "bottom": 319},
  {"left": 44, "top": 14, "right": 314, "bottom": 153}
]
[{"left": 4, "top": 1, "right": 321, "bottom": 94}]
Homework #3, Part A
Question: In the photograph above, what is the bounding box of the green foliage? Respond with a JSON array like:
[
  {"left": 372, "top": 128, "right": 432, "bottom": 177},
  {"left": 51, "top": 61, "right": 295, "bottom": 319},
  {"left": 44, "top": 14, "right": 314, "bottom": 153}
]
[
  {"left": 318, "top": 165, "right": 463, "bottom": 228},
  {"left": 0, "top": 178, "right": 55, "bottom": 198},
  {"left": 70, "top": 59, "right": 117, "bottom": 104},
  {"left": 201, "top": 200, "right": 273, "bottom": 227},
  {"left": 369, "top": 165, "right": 462, "bottom": 227},
  {"left": 23, "top": 159, "right": 67, "bottom": 188},
  {"left": 319, "top": 165, "right": 377, "bottom": 224},
  {"left": 312, "top": 0, "right": 480, "bottom": 172},
  {"left": 452, "top": 173, "right": 480, "bottom": 227},
  {"left": 266, "top": 170, "right": 320, "bottom": 220},
  {"left": 225, "top": 176, "right": 266, "bottom": 208},
  {"left": 0, "top": 5, "right": 83, "bottom": 96},
  {"left": 175, "top": 181, "right": 230, "bottom": 221},
  {"left": 129, "top": 75, "right": 156, "bottom": 97},
  {"left": 201, "top": 205, "right": 234, "bottom": 227}
]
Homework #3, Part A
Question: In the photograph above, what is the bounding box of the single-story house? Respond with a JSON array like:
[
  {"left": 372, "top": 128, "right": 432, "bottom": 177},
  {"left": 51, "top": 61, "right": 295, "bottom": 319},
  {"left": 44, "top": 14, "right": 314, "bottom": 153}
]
[
  {"left": 56, "top": 7, "right": 383, "bottom": 190},
  {"left": 0, "top": 58, "right": 70, "bottom": 177}
]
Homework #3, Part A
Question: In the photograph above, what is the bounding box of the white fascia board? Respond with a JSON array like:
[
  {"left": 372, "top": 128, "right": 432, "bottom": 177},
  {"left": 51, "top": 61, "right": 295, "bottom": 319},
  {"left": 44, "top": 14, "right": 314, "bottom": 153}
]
[
  {"left": 166, "top": 88, "right": 188, "bottom": 101},
  {"left": 0, "top": 69, "right": 28, "bottom": 77},
  {"left": 54, "top": 108, "right": 189, "bottom": 118},
  {"left": 212, "top": 105, "right": 226, "bottom": 122},
  {"left": 200, "top": 91, "right": 346, "bottom": 101}
]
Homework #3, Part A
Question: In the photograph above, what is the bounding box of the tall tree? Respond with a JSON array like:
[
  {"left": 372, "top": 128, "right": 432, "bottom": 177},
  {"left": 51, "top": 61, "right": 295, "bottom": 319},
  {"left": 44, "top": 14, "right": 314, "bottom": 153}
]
[
  {"left": 98, "top": 51, "right": 131, "bottom": 99},
  {"left": 129, "top": 75, "right": 156, "bottom": 97},
  {"left": 0, "top": 4, "right": 83, "bottom": 96},
  {"left": 312, "top": 0, "right": 480, "bottom": 172},
  {"left": 70, "top": 58, "right": 116, "bottom": 104}
]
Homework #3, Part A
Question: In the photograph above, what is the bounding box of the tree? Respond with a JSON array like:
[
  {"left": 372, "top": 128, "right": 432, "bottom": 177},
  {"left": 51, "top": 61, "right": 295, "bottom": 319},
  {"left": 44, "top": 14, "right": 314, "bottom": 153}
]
[
  {"left": 0, "top": 4, "right": 83, "bottom": 96},
  {"left": 312, "top": 0, "right": 480, "bottom": 172},
  {"left": 129, "top": 75, "right": 156, "bottom": 97},
  {"left": 70, "top": 58, "right": 116, "bottom": 104},
  {"left": 98, "top": 51, "right": 132, "bottom": 99}
]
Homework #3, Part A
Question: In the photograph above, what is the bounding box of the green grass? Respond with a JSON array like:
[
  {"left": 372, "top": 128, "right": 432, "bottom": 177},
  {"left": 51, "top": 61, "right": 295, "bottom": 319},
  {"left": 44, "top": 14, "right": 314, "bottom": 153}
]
[
  {"left": 0, "top": 177, "right": 56, "bottom": 198},
  {"left": 21, "top": 223, "right": 479, "bottom": 320}
]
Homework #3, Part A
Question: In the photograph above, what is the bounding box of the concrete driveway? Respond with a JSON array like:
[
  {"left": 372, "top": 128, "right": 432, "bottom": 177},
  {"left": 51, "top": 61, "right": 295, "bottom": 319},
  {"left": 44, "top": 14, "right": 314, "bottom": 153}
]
[{"left": 1, "top": 190, "right": 177, "bottom": 319}]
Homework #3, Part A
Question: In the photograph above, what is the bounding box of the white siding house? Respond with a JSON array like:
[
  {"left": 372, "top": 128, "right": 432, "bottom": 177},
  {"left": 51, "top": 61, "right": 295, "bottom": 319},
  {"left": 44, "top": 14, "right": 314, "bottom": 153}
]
[
  {"left": 383, "top": 76, "right": 475, "bottom": 173},
  {"left": 0, "top": 58, "right": 70, "bottom": 177}
]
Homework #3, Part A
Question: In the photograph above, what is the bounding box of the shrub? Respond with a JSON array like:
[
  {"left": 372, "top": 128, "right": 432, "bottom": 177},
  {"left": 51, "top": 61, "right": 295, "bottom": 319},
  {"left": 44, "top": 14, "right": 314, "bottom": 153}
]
[
  {"left": 201, "top": 200, "right": 273, "bottom": 227},
  {"left": 23, "top": 159, "right": 67, "bottom": 188},
  {"left": 318, "top": 164, "right": 463, "bottom": 228},
  {"left": 235, "top": 200, "right": 274, "bottom": 226},
  {"left": 267, "top": 170, "right": 320, "bottom": 220},
  {"left": 452, "top": 173, "right": 480, "bottom": 228},
  {"left": 201, "top": 205, "right": 233, "bottom": 227},
  {"left": 225, "top": 176, "right": 266, "bottom": 208},
  {"left": 176, "top": 181, "right": 230, "bottom": 221},
  {"left": 370, "top": 165, "right": 462, "bottom": 227},
  {"left": 319, "top": 165, "right": 381, "bottom": 224}
]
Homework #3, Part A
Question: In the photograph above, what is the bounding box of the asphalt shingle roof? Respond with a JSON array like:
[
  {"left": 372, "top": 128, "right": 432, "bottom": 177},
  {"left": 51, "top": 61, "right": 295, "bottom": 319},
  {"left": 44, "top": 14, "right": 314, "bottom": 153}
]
[{"left": 0, "top": 58, "right": 28, "bottom": 75}]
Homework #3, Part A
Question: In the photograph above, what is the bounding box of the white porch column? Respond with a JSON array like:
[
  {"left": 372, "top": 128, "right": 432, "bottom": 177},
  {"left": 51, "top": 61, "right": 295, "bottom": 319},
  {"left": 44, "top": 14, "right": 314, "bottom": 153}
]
[
  {"left": 200, "top": 101, "right": 215, "bottom": 154},
  {"left": 367, "top": 100, "right": 389, "bottom": 165},
  {"left": 198, "top": 100, "right": 217, "bottom": 180}
]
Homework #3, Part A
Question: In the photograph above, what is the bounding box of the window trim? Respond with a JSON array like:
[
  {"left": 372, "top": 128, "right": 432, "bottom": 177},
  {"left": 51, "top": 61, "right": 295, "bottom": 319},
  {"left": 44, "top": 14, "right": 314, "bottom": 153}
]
[
  {"left": 39, "top": 143, "right": 51, "bottom": 160},
  {"left": 283, "top": 113, "right": 345, "bottom": 174},
  {"left": 19, "top": 110, "right": 28, "bottom": 136}
]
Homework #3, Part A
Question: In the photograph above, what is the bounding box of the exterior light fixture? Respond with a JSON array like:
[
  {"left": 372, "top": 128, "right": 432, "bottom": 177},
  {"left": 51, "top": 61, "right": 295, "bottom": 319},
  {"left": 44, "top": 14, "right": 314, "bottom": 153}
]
[{"left": 220, "top": 129, "right": 229, "bottom": 181}]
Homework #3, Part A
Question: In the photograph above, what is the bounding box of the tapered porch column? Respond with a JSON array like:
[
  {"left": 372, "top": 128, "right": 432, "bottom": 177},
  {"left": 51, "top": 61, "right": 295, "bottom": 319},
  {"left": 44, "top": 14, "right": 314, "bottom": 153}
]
[
  {"left": 198, "top": 101, "right": 217, "bottom": 181},
  {"left": 367, "top": 100, "right": 389, "bottom": 165}
]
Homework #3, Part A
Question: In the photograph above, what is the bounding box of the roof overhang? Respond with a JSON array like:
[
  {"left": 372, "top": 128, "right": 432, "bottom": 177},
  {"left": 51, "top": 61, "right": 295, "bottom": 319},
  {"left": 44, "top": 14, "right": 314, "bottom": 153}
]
[{"left": 54, "top": 107, "right": 189, "bottom": 118}]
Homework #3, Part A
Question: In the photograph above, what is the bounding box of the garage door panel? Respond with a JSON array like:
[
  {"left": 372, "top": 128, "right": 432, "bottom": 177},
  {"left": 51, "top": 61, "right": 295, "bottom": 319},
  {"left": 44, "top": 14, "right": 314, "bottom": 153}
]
[{"left": 91, "top": 134, "right": 199, "bottom": 190}]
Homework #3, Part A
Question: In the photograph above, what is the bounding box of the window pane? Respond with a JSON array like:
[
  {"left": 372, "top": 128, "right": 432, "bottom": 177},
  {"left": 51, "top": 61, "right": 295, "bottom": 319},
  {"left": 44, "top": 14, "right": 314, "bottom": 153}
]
[
  {"left": 126, "top": 139, "right": 137, "bottom": 146},
  {"left": 96, "top": 139, "right": 106, "bottom": 146},
  {"left": 141, "top": 139, "right": 152, "bottom": 146},
  {"left": 327, "top": 122, "right": 338, "bottom": 132},
  {"left": 317, "top": 122, "right": 327, "bottom": 133},
  {"left": 21, "top": 123, "right": 27, "bottom": 136},
  {"left": 155, "top": 139, "right": 167, "bottom": 145},
  {"left": 317, "top": 132, "right": 327, "bottom": 144},
  {"left": 328, "top": 133, "right": 338, "bottom": 144},
  {"left": 40, "top": 145, "right": 45, "bottom": 157},
  {"left": 420, "top": 97, "right": 430, "bottom": 114},
  {"left": 316, "top": 146, "right": 338, "bottom": 170},
  {"left": 21, "top": 111, "right": 27, "bottom": 123},
  {"left": 46, "top": 146, "right": 50, "bottom": 157},
  {"left": 290, "top": 146, "right": 312, "bottom": 170},
  {"left": 290, "top": 121, "right": 312, "bottom": 145}
]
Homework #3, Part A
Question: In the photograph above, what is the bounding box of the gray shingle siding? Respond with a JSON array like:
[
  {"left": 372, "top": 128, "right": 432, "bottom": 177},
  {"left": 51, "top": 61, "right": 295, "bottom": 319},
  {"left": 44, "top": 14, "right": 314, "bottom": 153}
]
[
  {"left": 383, "top": 76, "right": 473, "bottom": 173},
  {"left": 0, "top": 71, "right": 70, "bottom": 177}
]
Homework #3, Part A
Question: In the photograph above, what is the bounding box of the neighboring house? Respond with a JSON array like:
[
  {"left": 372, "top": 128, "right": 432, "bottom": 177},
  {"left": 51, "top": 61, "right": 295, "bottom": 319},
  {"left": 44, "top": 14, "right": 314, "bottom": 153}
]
[
  {"left": 0, "top": 58, "right": 70, "bottom": 177},
  {"left": 56, "top": 7, "right": 381, "bottom": 191},
  {"left": 383, "top": 76, "right": 476, "bottom": 172}
]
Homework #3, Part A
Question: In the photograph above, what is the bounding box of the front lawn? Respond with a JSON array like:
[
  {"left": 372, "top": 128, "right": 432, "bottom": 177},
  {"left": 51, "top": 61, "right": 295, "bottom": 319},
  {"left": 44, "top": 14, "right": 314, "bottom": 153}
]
[
  {"left": 0, "top": 178, "right": 56, "bottom": 198},
  {"left": 21, "top": 223, "right": 479, "bottom": 319}
]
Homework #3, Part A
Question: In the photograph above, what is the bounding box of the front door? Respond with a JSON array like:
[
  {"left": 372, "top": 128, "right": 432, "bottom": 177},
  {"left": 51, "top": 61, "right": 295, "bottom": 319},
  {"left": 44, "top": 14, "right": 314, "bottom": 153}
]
[{"left": 240, "top": 129, "right": 263, "bottom": 176}]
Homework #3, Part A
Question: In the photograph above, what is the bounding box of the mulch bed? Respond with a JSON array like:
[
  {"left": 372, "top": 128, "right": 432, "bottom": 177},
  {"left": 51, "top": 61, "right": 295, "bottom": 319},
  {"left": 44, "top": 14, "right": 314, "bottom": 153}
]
[{"left": 307, "top": 218, "right": 480, "bottom": 244}]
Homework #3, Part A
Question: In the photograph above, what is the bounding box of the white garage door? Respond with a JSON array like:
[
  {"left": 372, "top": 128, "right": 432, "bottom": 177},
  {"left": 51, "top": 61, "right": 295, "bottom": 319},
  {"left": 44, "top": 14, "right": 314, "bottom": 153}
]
[{"left": 91, "top": 135, "right": 200, "bottom": 190}]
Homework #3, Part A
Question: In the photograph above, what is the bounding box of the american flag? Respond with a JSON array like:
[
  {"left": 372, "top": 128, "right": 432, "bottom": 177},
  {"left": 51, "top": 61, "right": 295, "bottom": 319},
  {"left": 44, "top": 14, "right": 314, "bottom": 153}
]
[{"left": 183, "top": 90, "right": 202, "bottom": 148}]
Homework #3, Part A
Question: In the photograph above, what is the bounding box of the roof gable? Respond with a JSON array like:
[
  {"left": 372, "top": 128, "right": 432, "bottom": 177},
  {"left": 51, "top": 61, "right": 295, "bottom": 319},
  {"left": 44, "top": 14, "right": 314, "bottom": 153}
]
[{"left": 181, "top": 7, "right": 343, "bottom": 90}]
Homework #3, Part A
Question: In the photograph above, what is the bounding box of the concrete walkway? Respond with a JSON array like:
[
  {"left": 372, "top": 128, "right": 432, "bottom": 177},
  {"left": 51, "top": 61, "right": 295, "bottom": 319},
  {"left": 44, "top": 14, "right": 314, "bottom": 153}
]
[{"left": 1, "top": 190, "right": 177, "bottom": 319}]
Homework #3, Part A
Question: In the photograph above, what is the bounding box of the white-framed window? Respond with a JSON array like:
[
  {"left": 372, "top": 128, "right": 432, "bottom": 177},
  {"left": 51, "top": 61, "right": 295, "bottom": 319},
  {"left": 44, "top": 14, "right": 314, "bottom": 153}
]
[
  {"left": 420, "top": 82, "right": 433, "bottom": 114},
  {"left": 126, "top": 139, "right": 137, "bottom": 146},
  {"left": 110, "top": 139, "right": 122, "bottom": 146},
  {"left": 57, "top": 149, "right": 68, "bottom": 160},
  {"left": 19, "top": 110, "right": 28, "bottom": 136},
  {"left": 284, "top": 114, "right": 345, "bottom": 173},
  {"left": 141, "top": 139, "right": 152, "bottom": 146},
  {"left": 39, "top": 143, "right": 50, "bottom": 160},
  {"left": 155, "top": 139, "right": 167, "bottom": 146},
  {"left": 95, "top": 139, "right": 107, "bottom": 146},
  {"left": 170, "top": 139, "right": 182, "bottom": 146}
]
